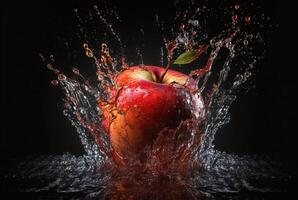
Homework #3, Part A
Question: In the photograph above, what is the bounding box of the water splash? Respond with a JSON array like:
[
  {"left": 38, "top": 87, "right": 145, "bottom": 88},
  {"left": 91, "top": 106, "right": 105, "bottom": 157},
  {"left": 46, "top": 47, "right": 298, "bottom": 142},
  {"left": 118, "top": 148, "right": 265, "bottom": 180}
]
[
  {"left": 2, "top": 1, "right": 291, "bottom": 199},
  {"left": 37, "top": 34, "right": 265, "bottom": 198}
]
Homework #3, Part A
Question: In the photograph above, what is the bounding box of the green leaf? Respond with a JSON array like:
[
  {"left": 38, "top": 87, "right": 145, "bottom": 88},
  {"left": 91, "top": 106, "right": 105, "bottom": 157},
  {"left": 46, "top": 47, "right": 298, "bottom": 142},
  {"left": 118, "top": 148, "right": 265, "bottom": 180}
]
[{"left": 173, "top": 45, "right": 208, "bottom": 65}]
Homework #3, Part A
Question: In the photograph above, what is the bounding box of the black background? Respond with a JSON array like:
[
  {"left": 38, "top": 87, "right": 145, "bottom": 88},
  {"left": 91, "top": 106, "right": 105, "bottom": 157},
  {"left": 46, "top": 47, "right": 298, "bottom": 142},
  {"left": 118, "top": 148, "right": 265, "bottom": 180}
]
[{"left": 1, "top": 0, "right": 297, "bottom": 175}]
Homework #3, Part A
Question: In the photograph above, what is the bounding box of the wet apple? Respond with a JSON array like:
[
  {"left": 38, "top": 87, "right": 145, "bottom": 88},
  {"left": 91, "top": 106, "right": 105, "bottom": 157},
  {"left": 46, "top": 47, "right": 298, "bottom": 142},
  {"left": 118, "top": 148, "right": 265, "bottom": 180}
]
[{"left": 99, "top": 65, "right": 196, "bottom": 160}]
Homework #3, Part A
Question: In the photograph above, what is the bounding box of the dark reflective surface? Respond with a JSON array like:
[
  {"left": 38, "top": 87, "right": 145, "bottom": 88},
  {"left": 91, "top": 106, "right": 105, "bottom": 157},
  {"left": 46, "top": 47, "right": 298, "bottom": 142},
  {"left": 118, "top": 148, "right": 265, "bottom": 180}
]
[{"left": 1, "top": 154, "right": 295, "bottom": 200}]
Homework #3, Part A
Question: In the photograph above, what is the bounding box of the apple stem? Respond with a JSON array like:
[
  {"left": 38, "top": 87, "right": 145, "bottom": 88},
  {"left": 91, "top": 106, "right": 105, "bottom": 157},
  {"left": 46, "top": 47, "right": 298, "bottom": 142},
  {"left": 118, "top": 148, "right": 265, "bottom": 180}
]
[
  {"left": 159, "top": 40, "right": 177, "bottom": 83},
  {"left": 159, "top": 64, "right": 170, "bottom": 83},
  {"left": 159, "top": 55, "right": 174, "bottom": 83}
]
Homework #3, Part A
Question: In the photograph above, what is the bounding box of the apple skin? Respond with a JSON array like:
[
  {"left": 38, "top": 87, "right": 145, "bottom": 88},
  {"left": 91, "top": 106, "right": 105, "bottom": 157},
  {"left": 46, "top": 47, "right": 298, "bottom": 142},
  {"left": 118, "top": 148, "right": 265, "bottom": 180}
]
[{"left": 99, "top": 65, "right": 196, "bottom": 160}]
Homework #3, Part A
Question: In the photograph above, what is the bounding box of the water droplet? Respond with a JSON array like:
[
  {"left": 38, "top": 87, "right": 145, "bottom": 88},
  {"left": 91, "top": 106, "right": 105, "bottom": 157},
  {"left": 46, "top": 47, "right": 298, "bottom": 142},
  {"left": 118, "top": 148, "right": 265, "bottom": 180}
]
[
  {"left": 50, "top": 54, "right": 55, "bottom": 62},
  {"left": 101, "top": 43, "right": 107, "bottom": 49},
  {"left": 167, "top": 40, "right": 177, "bottom": 52},
  {"left": 83, "top": 43, "right": 89, "bottom": 49},
  {"left": 244, "top": 71, "right": 251, "bottom": 78},
  {"left": 51, "top": 80, "right": 59, "bottom": 86},
  {"left": 80, "top": 108, "right": 86, "bottom": 115},
  {"left": 63, "top": 109, "right": 68, "bottom": 117},
  {"left": 53, "top": 69, "right": 60, "bottom": 74},
  {"left": 232, "top": 15, "right": 238, "bottom": 25},
  {"left": 47, "top": 64, "right": 53, "bottom": 70},
  {"left": 188, "top": 19, "right": 199, "bottom": 27},
  {"left": 73, "top": 67, "right": 80, "bottom": 75},
  {"left": 58, "top": 74, "right": 67, "bottom": 81},
  {"left": 38, "top": 53, "right": 46, "bottom": 62},
  {"left": 180, "top": 23, "right": 185, "bottom": 30},
  {"left": 86, "top": 49, "right": 94, "bottom": 58},
  {"left": 64, "top": 102, "right": 71, "bottom": 109}
]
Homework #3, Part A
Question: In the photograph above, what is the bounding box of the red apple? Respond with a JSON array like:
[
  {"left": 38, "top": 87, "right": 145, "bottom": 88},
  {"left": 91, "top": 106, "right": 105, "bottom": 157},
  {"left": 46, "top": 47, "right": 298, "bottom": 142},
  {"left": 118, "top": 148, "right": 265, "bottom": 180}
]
[{"left": 99, "top": 65, "right": 196, "bottom": 160}]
